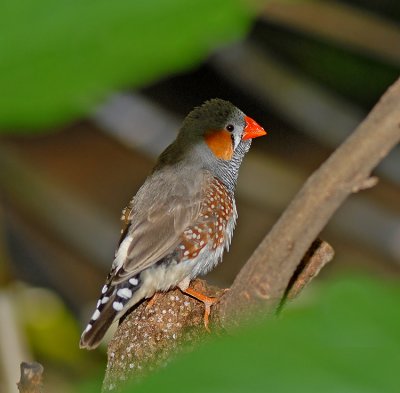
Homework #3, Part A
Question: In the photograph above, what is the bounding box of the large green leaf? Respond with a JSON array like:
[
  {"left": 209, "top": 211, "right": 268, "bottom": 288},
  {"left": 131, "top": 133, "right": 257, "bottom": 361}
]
[
  {"left": 0, "top": 0, "right": 252, "bottom": 130},
  {"left": 116, "top": 275, "right": 399, "bottom": 393}
]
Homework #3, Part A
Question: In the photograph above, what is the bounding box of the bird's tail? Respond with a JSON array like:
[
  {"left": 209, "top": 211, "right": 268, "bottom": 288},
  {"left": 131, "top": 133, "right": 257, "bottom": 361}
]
[
  {"left": 79, "top": 302, "right": 116, "bottom": 350},
  {"left": 79, "top": 277, "right": 141, "bottom": 350}
]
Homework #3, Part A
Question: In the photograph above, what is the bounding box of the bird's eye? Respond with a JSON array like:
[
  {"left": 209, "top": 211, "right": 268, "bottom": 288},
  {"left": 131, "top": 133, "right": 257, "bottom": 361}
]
[{"left": 226, "top": 124, "right": 234, "bottom": 132}]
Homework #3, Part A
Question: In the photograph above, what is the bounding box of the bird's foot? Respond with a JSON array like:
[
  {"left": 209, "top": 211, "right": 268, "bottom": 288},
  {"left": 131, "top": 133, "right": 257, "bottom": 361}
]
[
  {"left": 181, "top": 287, "right": 219, "bottom": 332},
  {"left": 145, "top": 292, "right": 161, "bottom": 310}
]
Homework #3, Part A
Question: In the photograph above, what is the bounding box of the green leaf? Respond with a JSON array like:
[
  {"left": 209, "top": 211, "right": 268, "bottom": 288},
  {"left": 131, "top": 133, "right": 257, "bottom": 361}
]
[
  {"left": 0, "top": 0, "right": 253, "bottom": 131},
  {"left": 118, "top": 275, "right": 400, "bottom": 393}
]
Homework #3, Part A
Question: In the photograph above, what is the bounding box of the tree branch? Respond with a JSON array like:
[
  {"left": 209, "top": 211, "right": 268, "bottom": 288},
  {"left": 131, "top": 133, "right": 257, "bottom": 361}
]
[
  {"left": 102, "top": 280, "right": 222, "bottom": 391},
  {"left": 17, "top": 362, "right": 44, "bottom": 393},
  {"left": 216, "top": 77, "right": 400, "bottom": 326},
  {"left": 283, "top": 239, "right": 334, "bottom": 302}
]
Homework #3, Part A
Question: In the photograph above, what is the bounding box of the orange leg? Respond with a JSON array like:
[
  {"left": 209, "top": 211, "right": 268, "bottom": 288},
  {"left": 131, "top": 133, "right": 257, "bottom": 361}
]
[
  {"left": 145, "top": 292, "right": 161, "bottom": 310},
  {"left": 181, "top": 287, "right": 219, "bottom": 332}
]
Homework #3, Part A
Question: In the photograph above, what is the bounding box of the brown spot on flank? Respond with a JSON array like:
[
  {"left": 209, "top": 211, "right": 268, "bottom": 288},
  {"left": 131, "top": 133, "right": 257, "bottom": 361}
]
[{"left": 178, "top": 178, "right": 234, "bottom": 260}]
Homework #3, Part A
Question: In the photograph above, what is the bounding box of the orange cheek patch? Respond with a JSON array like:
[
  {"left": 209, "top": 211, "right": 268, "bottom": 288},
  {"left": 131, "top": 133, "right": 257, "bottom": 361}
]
[{"left": 204, "top": 130, "right": 233, "bottom": 160}]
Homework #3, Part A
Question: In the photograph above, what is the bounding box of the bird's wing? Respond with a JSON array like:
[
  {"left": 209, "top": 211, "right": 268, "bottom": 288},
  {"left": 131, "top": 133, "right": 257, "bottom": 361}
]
[{"left": 109, "top": 169, "right": 212, "bottom": 284}]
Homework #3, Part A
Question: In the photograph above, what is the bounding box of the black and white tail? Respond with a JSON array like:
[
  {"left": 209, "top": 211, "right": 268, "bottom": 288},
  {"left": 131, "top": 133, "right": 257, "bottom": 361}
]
[{"left": 79, "top": 276, "right": 141, "bottom": 350}]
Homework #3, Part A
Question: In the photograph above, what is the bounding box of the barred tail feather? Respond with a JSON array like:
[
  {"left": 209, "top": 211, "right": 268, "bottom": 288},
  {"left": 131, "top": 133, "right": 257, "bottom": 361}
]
[
  {"left": 79, "top": 304, "right": 116, "bottom": 350},
  {"left": 79, "top": 275, "right": 141, "bottom": 350}
]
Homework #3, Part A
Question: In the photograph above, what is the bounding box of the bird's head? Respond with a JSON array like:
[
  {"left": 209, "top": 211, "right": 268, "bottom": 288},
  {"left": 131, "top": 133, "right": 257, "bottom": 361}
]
[
  {"left": 179, "top": 98, "right": 266, "bottom": 161},
  {"left": 156, "top": 98, "right": 267, "bottom": 191}
]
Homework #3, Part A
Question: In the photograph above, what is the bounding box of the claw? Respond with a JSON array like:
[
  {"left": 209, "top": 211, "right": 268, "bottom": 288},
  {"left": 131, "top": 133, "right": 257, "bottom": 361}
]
[
  {"left": 145, "top": 292, "right": 161, "bottom": 310},
  {"left": 181, "top": 287, "right": 219, "bottom": 331}
]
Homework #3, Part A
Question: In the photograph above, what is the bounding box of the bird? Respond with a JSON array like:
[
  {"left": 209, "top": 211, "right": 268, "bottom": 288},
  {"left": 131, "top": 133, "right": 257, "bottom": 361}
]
[{"left": 80, "top": 98, "right": 266, "bottom": 349}]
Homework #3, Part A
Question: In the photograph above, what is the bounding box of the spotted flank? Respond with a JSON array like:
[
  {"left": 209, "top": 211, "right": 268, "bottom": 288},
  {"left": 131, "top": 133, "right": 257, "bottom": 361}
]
[
  {"left": 79, "top": 274, "right": 141, "bottom": 349},
  {"left": 178, "top": 178, "right": 234, "bottom": 260}
]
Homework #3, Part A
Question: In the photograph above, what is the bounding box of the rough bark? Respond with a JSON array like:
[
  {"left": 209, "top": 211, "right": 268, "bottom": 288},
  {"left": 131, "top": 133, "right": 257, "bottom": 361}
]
[
  {"left": 17, "top": 362, "right": 44, "bottom": 393},
  {"left": 102, "top": 280, "right": 223, "bottom": 391}
]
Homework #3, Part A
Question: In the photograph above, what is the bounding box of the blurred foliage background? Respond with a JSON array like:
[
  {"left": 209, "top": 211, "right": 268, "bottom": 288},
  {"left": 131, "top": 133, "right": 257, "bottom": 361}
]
[{"left": 0, "top": 0, "right": 399, "bottom": 392}]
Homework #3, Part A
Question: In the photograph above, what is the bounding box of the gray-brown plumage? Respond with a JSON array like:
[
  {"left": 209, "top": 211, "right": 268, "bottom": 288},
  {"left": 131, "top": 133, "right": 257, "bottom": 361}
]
[{"left": 80, "top": 98, "right": 266, "bottom": 349}]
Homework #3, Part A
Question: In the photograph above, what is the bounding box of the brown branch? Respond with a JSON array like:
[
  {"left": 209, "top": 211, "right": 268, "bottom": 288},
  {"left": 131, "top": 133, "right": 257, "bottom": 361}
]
[
  {"left": 216, "top": 77, "right": 400, "bottom": 327},
  {"left": 284, "top": 239, "right": 334, "bottom": 301},
  {"left": 103, "top": 78, "right": 400, "bottom": 391},
  {"left": 103, "top": 280, "right": 223, "bottom": 391},
  {"left": 17, "top": 362, "right": 44, "bottom": 393}
]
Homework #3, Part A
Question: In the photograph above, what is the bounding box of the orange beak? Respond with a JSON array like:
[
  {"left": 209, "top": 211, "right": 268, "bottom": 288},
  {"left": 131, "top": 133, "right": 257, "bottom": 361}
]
[{"left": 242, "top": 116, "right": 267, "bottom": 140}]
